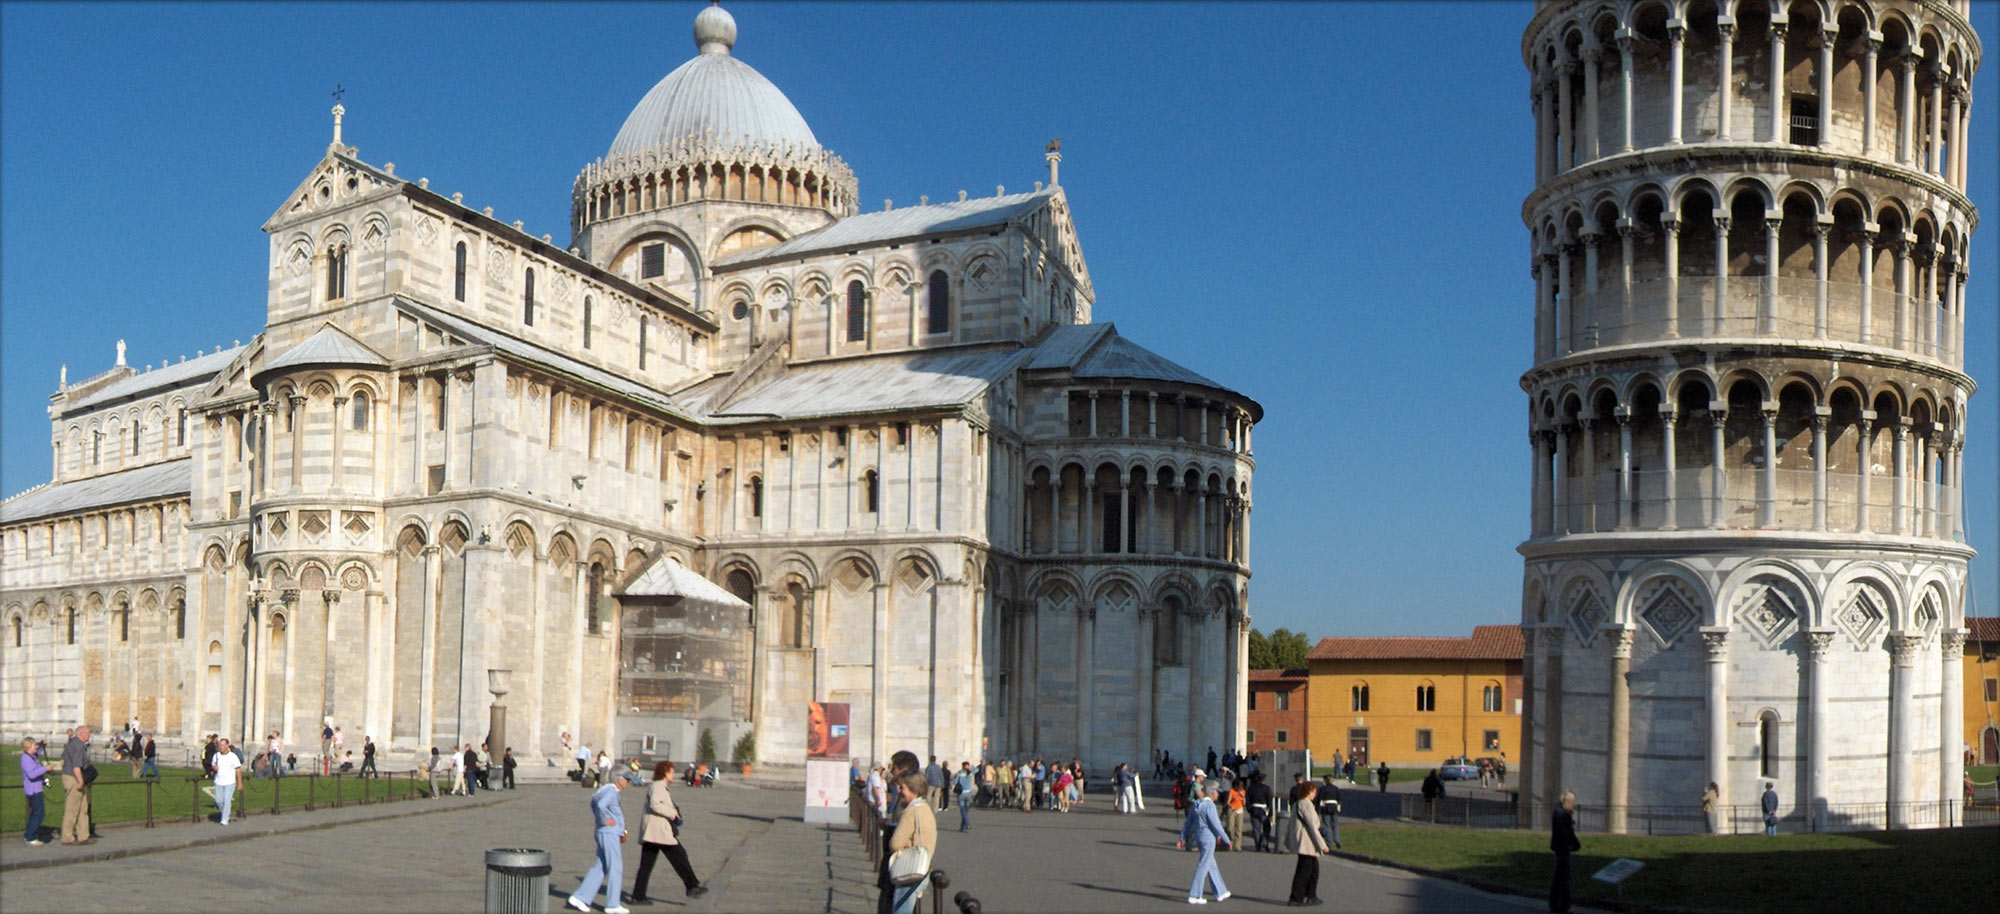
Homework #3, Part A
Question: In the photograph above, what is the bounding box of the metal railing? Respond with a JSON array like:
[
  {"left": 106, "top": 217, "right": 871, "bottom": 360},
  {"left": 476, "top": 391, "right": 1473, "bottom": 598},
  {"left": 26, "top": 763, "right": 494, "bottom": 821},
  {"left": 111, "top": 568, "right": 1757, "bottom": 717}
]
[
  {"left": 848, "top": 782, "right": 973, "bottom": 914},
  {"left": 1550, "top": 469, "right": 1959, "bottom": 538},
  {"left": 1504, "top": 799, "right": 1998, "bottom": 834}
]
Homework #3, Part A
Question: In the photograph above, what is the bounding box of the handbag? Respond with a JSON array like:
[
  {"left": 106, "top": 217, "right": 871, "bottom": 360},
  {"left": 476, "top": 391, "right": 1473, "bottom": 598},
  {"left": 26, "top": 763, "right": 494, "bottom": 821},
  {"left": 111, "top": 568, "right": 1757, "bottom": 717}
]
[
  {"left": 886, "top": 844, "right": 931, "bottom": 886},
  {"left": 81, "top": 763, "right": 99, "bottom": 786}
]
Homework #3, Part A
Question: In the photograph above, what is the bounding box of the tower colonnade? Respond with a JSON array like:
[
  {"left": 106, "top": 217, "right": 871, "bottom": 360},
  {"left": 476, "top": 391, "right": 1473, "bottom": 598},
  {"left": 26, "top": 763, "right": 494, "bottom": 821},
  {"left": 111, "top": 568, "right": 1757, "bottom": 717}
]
[{"left": 1518, "top": 0, "right": 1977, "bottom": 834}]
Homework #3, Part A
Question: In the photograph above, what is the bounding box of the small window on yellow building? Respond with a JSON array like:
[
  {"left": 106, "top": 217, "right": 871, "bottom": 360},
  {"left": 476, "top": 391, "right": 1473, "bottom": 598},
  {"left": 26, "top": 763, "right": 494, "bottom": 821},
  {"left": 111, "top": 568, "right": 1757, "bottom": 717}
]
[
  {"left": 1351, "top": 684, "right": 1369, "bottom": 712},
  {"left": 1415, "top": 729, "right": 1432, "bottom": 751},
  {"left": 1416, "top": 683, "right": 1437, "bottom": 712}
]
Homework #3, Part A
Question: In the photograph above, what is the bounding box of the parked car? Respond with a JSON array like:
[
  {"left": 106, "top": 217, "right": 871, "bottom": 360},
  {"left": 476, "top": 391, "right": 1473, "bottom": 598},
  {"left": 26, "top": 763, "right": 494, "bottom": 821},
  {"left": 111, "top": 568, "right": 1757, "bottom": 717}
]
[{"left": 1439, "top": 757, "right": 1479, "bottom": 780}]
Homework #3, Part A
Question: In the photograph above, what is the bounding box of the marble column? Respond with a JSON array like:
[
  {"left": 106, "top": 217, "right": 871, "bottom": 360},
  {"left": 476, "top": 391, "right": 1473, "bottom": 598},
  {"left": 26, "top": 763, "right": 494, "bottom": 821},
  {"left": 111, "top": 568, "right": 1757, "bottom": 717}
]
[
  {"left": 1136, "top": 608, "right": 1156, "bottom": 765},
  {"left": 1812, "top": 223, "right": 1831, "bottom": 338},
  {"left": 871, "top": 583, "right": 889, "bottom": 766},
  {"left": 1582, "top": 47, "right": 1601, "bottom": 161},
  {"left": 1668, "top": 24, "right": 1686, "bottom": 144},
  {"left": 1855, "top": 415, "right": 1874, "bottom": 532},
  {"left": 1543, "top": 625, "right": 1566, "bottom": 813},
  {"left": 1761, "top": 219, "right": 1781, "bottom": 335},
  {"left": 1701, "top": 626, "right": 1730, "bottom": 832},
  {"left": 1806, "top": 628, "right": 1835, "bottom": 831},
  {"left": 1557, "top": 59, "right": 1574, "bottom": 170},
  {"left": 1518, "top": 626, "right": 1540, "bottom": 827},
  {"left": 1712, "top": 216, "right": 1731, "bottom": 335},
  {"left": 1767, "top": 23, "right": 1787, "bottom": 142},
  {"left": 1758, "top": 408, "right": 1778, "bottom": 528},
  {"left": 1077, "top": 603, "right": 1096, "bottom": 766},
  {"left": 1857, "top": 231, "right": 1876, "bottom": 344},
  {"left": 1818, "top": 29, "right": 1836, "bottom": 146},
  {"left": 1617, "top": 33, "right": 1636, "bottom": 152},
  {"left": 1811, "top": 412, "right": 1829, "bottom": 531},
  {"left": 1899, "top": 52, "right": 1918, "bottom": 164},
  {"left": 418, "top": 544, "right": 440, "bottom": 746},
  {"left": 1607, "top": 625, "right": 1634, "bottom": 834},
  {"left": 1709, "top": 410, "right": 1728, "bottom": 529},
  {"left": 1616, "top": 413, "right": 1634, "bottom": 529},
  {"left": 1891, "top": 422, "right": 1909, "bottom": 535},
  {"left": 1888, "top": 631, "right": 1922, "bottom": 828},
  {"left": 1862, "top": 38, "right": 1881, "bottom": 156},
  {"left": 1660, "top": 409, "right": 1679, "bottom": 530},
  {"left": 1942, "top": 629, "right": 1968, "bottom": 822},
  {"left": 1717, "top": 20, "right": 1736, "bottom": 139}
]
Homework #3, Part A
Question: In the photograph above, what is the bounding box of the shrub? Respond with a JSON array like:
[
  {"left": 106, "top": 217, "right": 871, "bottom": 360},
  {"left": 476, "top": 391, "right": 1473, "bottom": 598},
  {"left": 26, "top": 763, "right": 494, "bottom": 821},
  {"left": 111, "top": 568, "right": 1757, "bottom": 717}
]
[
  {"left": 732, "top": 731, "right": 756, "bottom": 766},
  {"left": 695, "top": 727, "right": 717, "bottom": 764}
]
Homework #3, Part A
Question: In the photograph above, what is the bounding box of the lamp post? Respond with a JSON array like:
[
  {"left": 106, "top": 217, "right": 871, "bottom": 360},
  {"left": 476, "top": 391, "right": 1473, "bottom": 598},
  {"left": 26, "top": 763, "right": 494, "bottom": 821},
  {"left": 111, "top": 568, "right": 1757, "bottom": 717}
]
[{"left": 487, "top": 669, "right": 512, "bottom": 763}]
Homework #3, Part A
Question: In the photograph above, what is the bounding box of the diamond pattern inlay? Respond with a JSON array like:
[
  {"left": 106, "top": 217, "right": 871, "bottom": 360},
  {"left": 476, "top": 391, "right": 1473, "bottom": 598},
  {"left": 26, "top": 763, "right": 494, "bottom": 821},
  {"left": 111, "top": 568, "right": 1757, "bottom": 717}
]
[
  {"left": 1639, "top": 581, "right": 1698, "bottom": 647},
  {"left": 1835, "top": 588, "right": 1885, "bottom": 648}
]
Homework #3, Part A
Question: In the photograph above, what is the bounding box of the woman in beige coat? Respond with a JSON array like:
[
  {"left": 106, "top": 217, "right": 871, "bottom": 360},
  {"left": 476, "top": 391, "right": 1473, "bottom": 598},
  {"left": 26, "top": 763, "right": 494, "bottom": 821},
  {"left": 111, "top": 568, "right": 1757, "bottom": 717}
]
[
  {"left": 629, "top": 761, "right": 707, "bottom": 903},
  {"left": 885, "top": 772, "right": 937, "bottom": 914},
  {"left": 1287, "top": 782, "right": 1332, "bottom": 905}
]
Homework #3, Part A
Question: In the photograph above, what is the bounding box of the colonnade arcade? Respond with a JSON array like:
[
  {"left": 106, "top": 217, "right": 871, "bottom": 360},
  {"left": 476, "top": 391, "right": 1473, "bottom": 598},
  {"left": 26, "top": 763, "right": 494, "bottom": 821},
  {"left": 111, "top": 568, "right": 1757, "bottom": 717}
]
[
  {"left": 1532, "top": 180, "right": 1973, "bottom": 361},
  {"left": 1521, "top": 563, "right": 1966, "bottom": 831},
  {"left": 1530, "top": 367, "right": 1966, "bottom": 537},
  {"left": 1531, "top": 1, "right": 1976, "bottom": 188},
  {"left": 1026, "top": 462, "right": 1247, "bottom": 562}
]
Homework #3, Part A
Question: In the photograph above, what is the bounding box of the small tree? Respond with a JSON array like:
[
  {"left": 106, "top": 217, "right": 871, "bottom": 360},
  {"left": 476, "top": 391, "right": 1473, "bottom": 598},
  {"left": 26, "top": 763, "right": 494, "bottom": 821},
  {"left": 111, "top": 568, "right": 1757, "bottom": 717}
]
[
  {"left": 696, "top": 727, "right": 718, "bottom": 764},
  {"left": 732, "top": 731, "right": 757, "bottom": 767}
]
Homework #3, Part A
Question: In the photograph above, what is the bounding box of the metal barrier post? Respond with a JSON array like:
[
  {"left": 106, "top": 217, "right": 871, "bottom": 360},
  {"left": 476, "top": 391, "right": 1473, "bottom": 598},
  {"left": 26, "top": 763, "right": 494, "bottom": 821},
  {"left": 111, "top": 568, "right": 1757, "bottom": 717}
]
[
  {"left": 145, "top": 779, "right": 155, "bottom": 828},
  {"left": 483, "top": 848, "right": 552, "bottom": 914},
  {"left": 272, "top": 772, "right": 282, "bottom": 814},
  {"left": 190, "top": 776, "right": 201, "bottom": 823},
  {"left": 334, "top": 772, "right": 343, "bottom": 808},
  {"left": 307, "top": 773, "right": 316, "bottom": 811},
  {"left": 928, "top": 870, "right": 951, "bottom": 914}
]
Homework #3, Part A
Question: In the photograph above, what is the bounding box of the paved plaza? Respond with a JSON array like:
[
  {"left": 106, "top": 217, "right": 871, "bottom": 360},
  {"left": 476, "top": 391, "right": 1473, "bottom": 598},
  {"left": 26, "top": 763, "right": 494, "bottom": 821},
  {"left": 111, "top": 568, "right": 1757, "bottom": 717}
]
[{"left": 0, "top": 778, "right": 1555, "bottom": 912}]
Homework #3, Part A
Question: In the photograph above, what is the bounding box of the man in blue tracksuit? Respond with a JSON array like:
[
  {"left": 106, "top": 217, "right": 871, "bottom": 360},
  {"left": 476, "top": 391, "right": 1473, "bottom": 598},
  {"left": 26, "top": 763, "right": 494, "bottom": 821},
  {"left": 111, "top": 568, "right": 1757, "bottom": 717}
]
[
  {"left": 1177, "top": 783, "right": 1232, "bottom": 904},
  {"left": 567, "top": 772, "right": 631, "bottom": 914}
]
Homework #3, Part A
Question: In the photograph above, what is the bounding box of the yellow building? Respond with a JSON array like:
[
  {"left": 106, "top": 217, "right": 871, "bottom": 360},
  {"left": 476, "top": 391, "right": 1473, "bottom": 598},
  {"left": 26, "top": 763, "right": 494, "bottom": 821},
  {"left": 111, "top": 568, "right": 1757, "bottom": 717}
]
[
  {"left": 1305, "top": 625, "right": 1521, "bottom": 770},
  {"left": 1967, "top": 618, "right": 1999, "bottom": 765}
]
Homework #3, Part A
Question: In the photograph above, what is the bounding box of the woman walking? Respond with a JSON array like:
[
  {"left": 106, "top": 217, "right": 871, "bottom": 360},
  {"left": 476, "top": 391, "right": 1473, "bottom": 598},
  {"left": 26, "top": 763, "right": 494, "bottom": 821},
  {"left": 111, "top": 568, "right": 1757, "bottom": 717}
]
[
  {"left": 1177, "top": 783, "right": 1232, "bottom": 904},
  {"left": 884, "top": 772, "right": 937, "bottom": 914},
  {"left": 629, "top": 761, "right": 708, "bottom": 903},
  {"left": 19, "top": 737, "right": 49, "bottom": 844},
  {"left": 1287, "top": 781, "right": 1332, "bottom": 905}
]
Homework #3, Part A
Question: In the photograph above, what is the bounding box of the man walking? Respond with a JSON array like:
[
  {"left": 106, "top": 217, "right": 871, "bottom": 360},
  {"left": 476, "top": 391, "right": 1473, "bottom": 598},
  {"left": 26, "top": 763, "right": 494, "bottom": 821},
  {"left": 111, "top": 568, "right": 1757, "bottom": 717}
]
[
  {"left": 1177, "top": 783, "right": 1232, "bottom": 904},
  {"left": 566, "top": 771, "right": 632, "bottom": 914},
  {"left": 360, "top": 735, "right": 379, "bottom": 778},
  {"left": 140, "top": 732, "right": 159, "bottom": 779},
  {"left": 1317, "top": 774, "right": 1343, "bottom": 850},
  {"left": 924, "top": 756, "right": 946, "bottom": 811},
  {"left": 213, "top": 737, "right": 243, "bottom": 826},
  {"left": 59, "top": 724, "right": 93, "bottom": 845},
  {"left": 1245, "top": 772, "right": 1273, "bottom": 853},
  {"left": 1421, "top": 769, "right": 1445, "bottom": 819},
  {"left": 952, "top": 761, "right": 975, "bottom": 832},
  {"left": 1377, "top": 762, "right": 1391, "bottom": 794}
]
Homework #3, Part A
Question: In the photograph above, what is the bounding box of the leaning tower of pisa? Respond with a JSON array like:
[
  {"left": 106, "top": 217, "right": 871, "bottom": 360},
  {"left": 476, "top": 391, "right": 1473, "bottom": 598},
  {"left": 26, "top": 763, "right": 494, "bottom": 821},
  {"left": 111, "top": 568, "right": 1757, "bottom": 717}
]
[{"left": 1517, "top": 0, "right": 1978, "bottom": 832}]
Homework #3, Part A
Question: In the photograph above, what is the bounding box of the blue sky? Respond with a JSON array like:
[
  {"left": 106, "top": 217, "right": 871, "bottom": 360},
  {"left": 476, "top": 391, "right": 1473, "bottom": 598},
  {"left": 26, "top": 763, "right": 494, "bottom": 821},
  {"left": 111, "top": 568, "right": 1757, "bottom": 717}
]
[{"left": 3, "top": 2, "right": 1994, "bottom": 638}]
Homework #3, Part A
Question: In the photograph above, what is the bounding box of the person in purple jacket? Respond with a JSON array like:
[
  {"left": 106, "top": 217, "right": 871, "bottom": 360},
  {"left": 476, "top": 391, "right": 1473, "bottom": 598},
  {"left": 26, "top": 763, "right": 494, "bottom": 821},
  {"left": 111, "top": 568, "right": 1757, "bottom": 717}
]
[{"left": 19, "top": 736, "right": 49, "bottom": 845}]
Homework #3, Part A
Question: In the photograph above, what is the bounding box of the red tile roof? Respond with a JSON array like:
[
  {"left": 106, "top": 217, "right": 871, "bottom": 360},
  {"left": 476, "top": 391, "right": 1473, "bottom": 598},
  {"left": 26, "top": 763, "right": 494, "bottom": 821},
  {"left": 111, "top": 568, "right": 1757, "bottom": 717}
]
[
  {"left": 1308, "top": 624, "right": 1523, "bottom": 662},
  {"left": 1248, "top": 668, "right": 1308, "bottom": 682},
  {"left": 1969, "top": 617, "right": 2000, "bottom": 644}
]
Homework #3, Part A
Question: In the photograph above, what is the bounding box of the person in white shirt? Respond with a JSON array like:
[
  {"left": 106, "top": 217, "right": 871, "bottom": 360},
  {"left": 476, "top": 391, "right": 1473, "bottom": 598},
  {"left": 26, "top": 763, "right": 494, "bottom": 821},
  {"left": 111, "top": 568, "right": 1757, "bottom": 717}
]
[{"left": 212, "top": 738, "right": 243, "bottom": 825}]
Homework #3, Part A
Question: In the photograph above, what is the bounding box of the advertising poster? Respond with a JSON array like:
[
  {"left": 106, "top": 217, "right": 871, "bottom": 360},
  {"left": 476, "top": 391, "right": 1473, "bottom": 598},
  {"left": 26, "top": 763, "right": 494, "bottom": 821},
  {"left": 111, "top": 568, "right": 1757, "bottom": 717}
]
[
  {"left": 803, "top": 701, "right": 851, "bottom": 823},
  {"left": 806, "top": 700, "right": 849, "bottom": 759}
]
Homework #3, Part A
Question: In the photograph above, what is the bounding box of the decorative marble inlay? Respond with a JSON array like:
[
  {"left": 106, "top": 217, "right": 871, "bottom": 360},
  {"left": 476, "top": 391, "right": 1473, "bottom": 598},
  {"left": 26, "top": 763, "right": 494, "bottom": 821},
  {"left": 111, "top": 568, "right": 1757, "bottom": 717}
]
[
  {"left": 1565, "top": 584, "right": 1607, "bottom": 648},
  {"left": 1834, "top": 587, "right": 1886, "bottom": 648},
  {"left": 1734, "top": 581, "right": 1800, "bottom": 648},
  {"left": 1638, "top": 579, "right": 1699, "bottom": 647}
]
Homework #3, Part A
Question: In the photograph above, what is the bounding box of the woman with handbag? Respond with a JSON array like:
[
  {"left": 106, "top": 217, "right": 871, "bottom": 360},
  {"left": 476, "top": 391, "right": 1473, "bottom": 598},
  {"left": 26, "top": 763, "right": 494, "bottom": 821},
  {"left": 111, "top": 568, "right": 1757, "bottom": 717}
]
[
  {"left": 884, "top": 772, "right": 937, "bottom": 914},
  {"left": 629, "top": 761, "right": 707, "bottom": 904}
]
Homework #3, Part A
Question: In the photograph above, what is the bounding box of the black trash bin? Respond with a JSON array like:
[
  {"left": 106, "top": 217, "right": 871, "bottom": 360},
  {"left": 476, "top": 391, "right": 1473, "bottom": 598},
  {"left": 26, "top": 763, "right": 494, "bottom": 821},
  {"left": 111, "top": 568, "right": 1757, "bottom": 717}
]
[{"left": 484, "top": 847, "right": 552, "bottom": 914}]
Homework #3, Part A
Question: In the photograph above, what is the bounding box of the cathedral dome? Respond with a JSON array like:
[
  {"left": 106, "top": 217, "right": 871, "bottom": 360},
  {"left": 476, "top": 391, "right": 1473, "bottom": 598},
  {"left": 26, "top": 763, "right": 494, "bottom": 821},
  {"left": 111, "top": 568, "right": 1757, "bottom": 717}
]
[{"left": 605, "top": 5, "right": 819, "bottom": 159}]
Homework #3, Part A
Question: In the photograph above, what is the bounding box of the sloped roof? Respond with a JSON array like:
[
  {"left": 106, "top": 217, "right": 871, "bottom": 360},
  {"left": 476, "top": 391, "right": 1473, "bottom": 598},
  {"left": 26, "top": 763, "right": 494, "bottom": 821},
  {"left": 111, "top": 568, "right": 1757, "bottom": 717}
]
[
  {"left": 683, "top": 346, "right": 1029, "bottom": 421},
  {"left": 1024, "top": 324, "right": 1111, "bottom": 371},
  {"left": 1248, "top": 668, "right": 1309, "bottom": 682},
  {"left": 0, "top": 459, "right": 191, "bottom": 525},
  {"left": 61, "top": 347, "right": 244, "bottom": 415},
  {"left": 256, "top": 323, "right": 388, "bottom": 380},
  {"left": 1024, "top": 323, "right": 1258, "bottom": 417},
  {"left": 395, "top": 299, "right": 687, "bottom": 417},
  {"left": 1308, "top": 625, "right": 1523, "bottom": 662},
  {"left": 619, "top": 557, "right": 752, "bottom": 608},
  {"left": 719, "top": 190, "right": 1053, "bottom": 265},
  {"left": 1968, "top": 617, "right": 2000, "bottom": 644}
]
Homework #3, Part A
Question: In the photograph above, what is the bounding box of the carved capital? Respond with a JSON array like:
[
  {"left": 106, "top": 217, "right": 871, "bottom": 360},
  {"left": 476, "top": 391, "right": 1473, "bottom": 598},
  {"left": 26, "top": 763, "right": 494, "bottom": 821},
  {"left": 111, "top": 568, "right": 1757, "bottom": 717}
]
[
  {"left": 1607, "top": 625, "right": 1635, "bottom": 659},
  {"left": 1699, "top": 626, "right": 1730, "bottom": 661},
  {"left": 1805, "top": 628, "right": 1836, "bottom": 662},
  {"left": 1888, "top": 632, "right": 1924, "bottom": 667},
  {"left": 1770, "top": 22, "right": 1788, "bottom": 42},
  {"left": 1717, "top": 21, "right": 1736, "bottom": 40},
  {"left": 321, "top": 589, "right": 340, "bottom": 605},
  {"left": 279, "top": 589, "right": 299, "bottom": 606},
  {"left": 1615, "top": 33, "right": 1634, "bottom": 55},
  {"left": 1941, "top": 629, "right": 1968, "bottom": 657}
]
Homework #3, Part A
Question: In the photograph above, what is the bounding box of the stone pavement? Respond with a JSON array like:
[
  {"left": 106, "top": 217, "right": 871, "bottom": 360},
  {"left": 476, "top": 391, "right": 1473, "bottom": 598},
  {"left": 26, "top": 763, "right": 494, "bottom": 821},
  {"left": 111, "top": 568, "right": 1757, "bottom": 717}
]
[{"left": 0, "top": 779, "right": 1563, "bottom": 913}]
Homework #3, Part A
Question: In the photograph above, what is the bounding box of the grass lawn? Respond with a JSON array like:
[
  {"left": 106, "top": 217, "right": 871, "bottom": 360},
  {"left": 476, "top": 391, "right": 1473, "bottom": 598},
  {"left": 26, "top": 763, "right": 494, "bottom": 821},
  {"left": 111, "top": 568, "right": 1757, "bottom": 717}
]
[
  {"left": 1339, "top": 822, "right": 2000, "bottom": 914},
  {"left": 1310, "top": 765, "right": 1432, "bottom": 787},
  {"left": 1, "top": 748, "right": 424, "bottom": 832}
]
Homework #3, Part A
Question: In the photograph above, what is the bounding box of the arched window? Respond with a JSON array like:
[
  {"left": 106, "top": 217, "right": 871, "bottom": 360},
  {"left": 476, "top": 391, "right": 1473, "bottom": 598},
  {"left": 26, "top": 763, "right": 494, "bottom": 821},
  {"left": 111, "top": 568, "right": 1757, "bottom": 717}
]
[
  {"left": 638, "top": 317, "right": 649, "bottom": 370},
  {"left": 927, "top": 270, "right": 950, "bottom": 334},
  {"left": 118, "top": 607, "right": 129, "bottom": 642},
  {"left": 1351, "top": 683, "right": 1370, "bottom": 712},
  {"left": 582, "top": 296, "right": 594, "bottom": 349},
  {"left": 586, "top": 561, "right": 605, "bottom": 635},
  {"left": 10, "top": 616, "right": 19, "bottom": 648},
  {"left": 749, "top": 476, "right": 764, "bottom": 518},
  {"left": 131, "top": 419, "right": 141, "bottom": 455},
  {"left": 863, "top": 469, "right": 880, "bottom": 513},
  {"left": 1759, "top": 711, "right": 1780, "bottom": 778},
  {"left": 1416, "top": 683, "right": 1437, "bottom": 712},
  {"left": 326, "top": 244, "right": 348, "bottom": 299},
  {"left": 66, "top": 608, "right": 76, "bottom": 645},
  {"left": 177, "top": 408, "right": 187, "bottom": 446},
  {"left": 174, "top": 601, "right": 186, "bottom": 640},
  {"left": 1482, "top": 683, "right": 1503, "bottom": 713},
  {"left": 782, "top": 581, "right": 811, "bottom": 649},
  {"left": 846, "top": 280, "right": 868, "bottom": 342},
  {"left": 454, "top": 241, "right": 468, "bottom": 301},
  {"left": 523, "top": 268, "right": 536, "bottom": 325},
  {"left": 351, "top": 391, "right": 370, "bottom": 431}
]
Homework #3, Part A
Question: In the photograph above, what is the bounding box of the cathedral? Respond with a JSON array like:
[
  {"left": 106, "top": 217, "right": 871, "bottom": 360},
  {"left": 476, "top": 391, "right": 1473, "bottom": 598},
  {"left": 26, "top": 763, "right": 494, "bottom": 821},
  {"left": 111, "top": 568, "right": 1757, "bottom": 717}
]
[{"left": 0, "top": 5, "right": 1259, "bottom": 771}]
